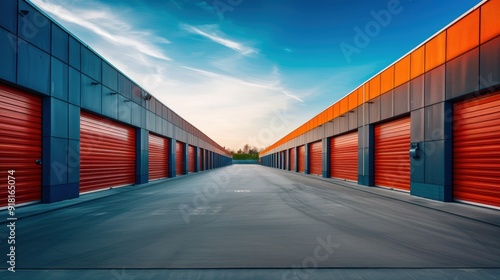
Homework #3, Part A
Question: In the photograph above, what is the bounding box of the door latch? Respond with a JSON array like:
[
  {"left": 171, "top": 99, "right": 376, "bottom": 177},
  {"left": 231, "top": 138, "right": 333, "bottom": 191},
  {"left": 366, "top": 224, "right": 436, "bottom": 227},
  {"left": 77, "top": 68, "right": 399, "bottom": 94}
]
[{"left": 35, "top": 159, "right": 42, "bottom": 165}]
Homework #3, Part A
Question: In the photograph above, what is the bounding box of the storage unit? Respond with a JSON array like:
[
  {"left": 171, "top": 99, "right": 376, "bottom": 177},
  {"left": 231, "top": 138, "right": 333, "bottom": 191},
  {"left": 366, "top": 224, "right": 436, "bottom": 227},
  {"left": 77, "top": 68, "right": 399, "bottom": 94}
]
[
  {"left": 188, "top": 145, "right": 196, "bottom": 173},
  {"left": 330, "top": 131, "right": 358, "bottom": 181},
  {"left": 80, "top": 112, "right": 136, "bottom": 193},
  {"left": 298, "top": 145, "right": 306, "bottom": 173},
  {"left": 148, "top": 133, "right": 169, "bottom": 180},
  {"left": 176, "top": 141, "right": 185, "bottom": 176},
  {"left": 453, "top": 92, "right": 500, "bottom": 207},
  {"left": 374, "top": 117, "right": 411, "bottom": 191},
  {"left": 289, "top": 148, "right": 296, "bottom": 171},
  {"left": 0, "top": 86, "right": 42, "bottom": 207},
  {"left": 309, "top": 141, "right": 322, "bottom": 176}
]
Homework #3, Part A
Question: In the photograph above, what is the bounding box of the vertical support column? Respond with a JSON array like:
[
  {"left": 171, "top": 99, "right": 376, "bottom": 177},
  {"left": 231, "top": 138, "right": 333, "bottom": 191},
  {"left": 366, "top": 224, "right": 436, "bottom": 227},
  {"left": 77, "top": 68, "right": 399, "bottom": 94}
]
[
  {"left": 136, "top": 128, "right": 148, "bottom": 184},
  {"left": 305, "top": 143, "right": 310, "bottom": 174},
  {"left": 294, "top": 147, "right": 298, "bottom": 172},
  {"left": 282, "top": 151, "right": 285, "bottom": 170},
  {"left": 322, "top": 138, "right": 330, "bottom": 178},
  {"left": 169, "top": 138, "right": 176, "bottom": 177},
  {"left": 194, "top": 146, "right": 199, "bottom": 172},
  {"left": 410, "top": 102, "right": 453, "bottom": 201},
  {"left": 184, "top": 143, "right": 189, "bottom": 175},
  {"left": 358, "top": 125, "right": 374, "bottom": 186},
  {"left": 42, "top": 97, "right": 80, "bottom": 202}
]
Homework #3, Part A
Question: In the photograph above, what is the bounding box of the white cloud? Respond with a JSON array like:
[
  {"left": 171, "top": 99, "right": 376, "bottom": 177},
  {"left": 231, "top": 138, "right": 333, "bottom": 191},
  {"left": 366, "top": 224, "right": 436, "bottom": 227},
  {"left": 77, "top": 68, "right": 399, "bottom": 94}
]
[
  {"left": 29, "top": 0, "right": 308, "bottom": 150},
  {"left": 31, "top": 0, "right": 171, "bottom": 61},
  {"left": 180, "top": 23, "right": 257, "bottom": 55}
]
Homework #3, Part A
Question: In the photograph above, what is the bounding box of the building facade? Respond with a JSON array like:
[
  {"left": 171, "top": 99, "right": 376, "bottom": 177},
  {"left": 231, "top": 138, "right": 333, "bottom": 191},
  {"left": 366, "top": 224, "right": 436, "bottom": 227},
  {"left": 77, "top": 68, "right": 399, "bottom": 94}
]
[
  {"left": 0, "top": 0, "right": 232, "bottom": 208},
  {"left": 260, "top": 0, "right": 500, "bottom": 209}
]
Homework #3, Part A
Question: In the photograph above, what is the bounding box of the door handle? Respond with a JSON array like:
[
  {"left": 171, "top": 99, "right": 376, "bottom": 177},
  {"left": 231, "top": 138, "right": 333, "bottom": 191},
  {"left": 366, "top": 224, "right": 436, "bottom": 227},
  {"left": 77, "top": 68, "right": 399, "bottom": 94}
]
[{"left": 35, "top": 159, "right": 42, "bottom": 165}]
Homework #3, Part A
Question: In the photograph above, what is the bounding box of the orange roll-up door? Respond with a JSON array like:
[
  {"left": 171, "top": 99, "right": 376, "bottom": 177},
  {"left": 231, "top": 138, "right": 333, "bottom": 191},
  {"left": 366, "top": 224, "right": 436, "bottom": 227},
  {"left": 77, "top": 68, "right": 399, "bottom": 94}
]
[
  {"left": 453, "top": 92, "right": 500, "bottom": 207},
  {"left": 374, "top": 117, "right": 411, "bottom": 191},
  {"left": 298, "top": 145, "right": 306, "bottom": 173},
  {"left": 330, "top": 131, "right": 358, "bottom": 181},
  {"left": 148, "top": 133, "right": 169, "bottom": 180},
  {"left": 188, "top": 145, "right": 195, "bottom": 173},
  {"left": 80, "top": 112, "right": 136, "bottom": 193},
  {"left": 176, "top": 141, "right": 185, "bottom": 176},
  {"left": 0, "top": 86, "right": 42, "bottom": 207},
  {"left": 289, "top": 148, "right": 296, "bottom": 171},
  {"left": 309, "top": 141, "right": 322, "bottom": 176}
]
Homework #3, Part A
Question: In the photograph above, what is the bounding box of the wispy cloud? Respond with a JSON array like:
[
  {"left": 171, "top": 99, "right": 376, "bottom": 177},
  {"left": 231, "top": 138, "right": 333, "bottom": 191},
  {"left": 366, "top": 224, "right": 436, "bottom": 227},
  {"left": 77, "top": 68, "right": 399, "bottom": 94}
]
[
  {"left": 31, "top": 0, "right": 171, "bottom": 61},
  {"left": 29, "top": 0, "right": 307, "bottom": 150},
  {"left": 181, "top": 66, "right": 303, "bottom": 102},
  {"left": 180, "top": 23, "right": 257, "bottom": 55}
]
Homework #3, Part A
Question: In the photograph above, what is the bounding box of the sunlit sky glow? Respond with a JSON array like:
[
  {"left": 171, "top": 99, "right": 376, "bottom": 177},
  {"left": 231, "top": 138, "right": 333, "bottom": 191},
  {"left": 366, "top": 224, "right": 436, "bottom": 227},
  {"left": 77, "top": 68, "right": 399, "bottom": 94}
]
[{"left": 30, "top": 0, "right": 481, "bottom": 150}]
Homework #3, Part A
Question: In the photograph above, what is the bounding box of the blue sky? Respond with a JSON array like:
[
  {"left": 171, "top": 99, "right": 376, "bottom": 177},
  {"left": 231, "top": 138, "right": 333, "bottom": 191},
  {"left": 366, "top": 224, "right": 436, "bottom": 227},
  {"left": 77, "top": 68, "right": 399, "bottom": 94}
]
[{"left": 31, "top": 0, "right": 482, "bottom": 150}]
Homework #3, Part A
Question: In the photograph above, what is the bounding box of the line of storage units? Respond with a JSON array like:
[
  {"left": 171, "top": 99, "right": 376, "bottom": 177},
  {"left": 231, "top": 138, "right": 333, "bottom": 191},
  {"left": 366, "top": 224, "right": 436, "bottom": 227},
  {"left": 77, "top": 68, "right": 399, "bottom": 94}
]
[
  {"left": 260, "top": 0, "right": 500, "bottom": 209},
  {"left": 0, "top": 0, "right": 232, "bottom": 208}
]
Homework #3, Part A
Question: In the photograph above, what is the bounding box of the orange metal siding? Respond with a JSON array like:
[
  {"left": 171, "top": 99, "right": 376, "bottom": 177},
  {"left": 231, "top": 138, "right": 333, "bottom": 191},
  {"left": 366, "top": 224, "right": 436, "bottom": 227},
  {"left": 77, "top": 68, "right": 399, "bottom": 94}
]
[
  {"left": 330, "top": 132, "right": 358, "bottom": 181},
  {"left": 80, "top": 112, "right": 136, "bottom": 193},
  {"left": 0, "top": 86, "right": 42, "bottom": 207},
  {"left": 260, "top": 1, "right": 492, "bottom": 158},
  {"left": 176, "top": 141, "right": 185, "bottom": 176},
  {"left": 289, "top": 148, "right": 296, "bottom": 171},
  {"left": 298, "top": 145, "right": 306, "bottom": 173},
  {"left": 309, "top": 141, "right": 322, "bottom": 176},
  {"left": 374, "top": 117, "right": 411, "bottom": 191},
  {"left": 148, "top": 133, "right": 168, "bottom": 180},
  {"left": 188, "top": 145, "right": 195, "bottom": 173},
  {"left": 453, "top": 92, "right": 500, "bottom": 207}
]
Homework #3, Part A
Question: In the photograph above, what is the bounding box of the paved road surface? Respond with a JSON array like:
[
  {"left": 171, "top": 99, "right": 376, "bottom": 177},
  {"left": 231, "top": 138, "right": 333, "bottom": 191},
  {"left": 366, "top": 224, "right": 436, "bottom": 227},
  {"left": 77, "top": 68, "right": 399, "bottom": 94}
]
[{"left": 1, "top": 165, "right": 499, "bottom": 279}]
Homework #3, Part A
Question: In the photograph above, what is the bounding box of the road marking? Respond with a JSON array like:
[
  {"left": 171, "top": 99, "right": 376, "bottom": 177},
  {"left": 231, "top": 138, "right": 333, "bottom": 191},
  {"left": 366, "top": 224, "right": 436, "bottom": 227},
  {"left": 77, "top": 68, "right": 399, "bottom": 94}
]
[{"left": 234, "top": 190, "right": 251, "bottom": 193}]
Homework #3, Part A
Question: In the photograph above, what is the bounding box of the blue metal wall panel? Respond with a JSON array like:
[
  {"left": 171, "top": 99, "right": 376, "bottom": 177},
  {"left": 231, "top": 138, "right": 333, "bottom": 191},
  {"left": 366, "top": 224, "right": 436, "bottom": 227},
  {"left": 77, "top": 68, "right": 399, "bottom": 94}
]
[
  {"left": 0, "top": 0, "right": 17, "bottom": 33},
  {"left": 81, "top": 47, "right": 101, "bottom": 82},
  {"left": 51, "top": 57, "right": 68, "bottom": 101},
  {"left": 101, "top": 86, "right": 118, "bottom": 119},
  {"left": 0, "top": 28, "right": 17, "bottom": 83},
  {"left": 18, "top": 41, "right": 50, "bottom": 95},
  {"left": 51, "top": 23, "right": 68, "bottom": 63},
  {"left": 68, "top": 36, "right": 80, "bottom": 70},
  {"left": 102, "top": 62, "right": 118, "bottom": 91},
  {"left": 50, "top": 98, "right": 68, "bottom": 139},
  {"left": 68, "top": 104, "right": 80, "bottom": 141},
  {"left": 18, "top": 0, "right": 50, "bottom": 52},
  {"left": 68, "top": 67, "right": 81, "bottom": 106},
  {"left": 80, "top": 74, "right": 101, "bottom": 113}
]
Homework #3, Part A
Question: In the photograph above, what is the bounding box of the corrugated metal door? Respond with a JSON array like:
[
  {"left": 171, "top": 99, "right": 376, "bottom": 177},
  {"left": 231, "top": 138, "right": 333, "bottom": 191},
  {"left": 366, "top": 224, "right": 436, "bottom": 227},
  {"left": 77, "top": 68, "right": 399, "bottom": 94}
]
[
  {"left": 330, "top": 132, "right": 358, "bottom": 181},
  {"left": 148, "top": 133, "right": 168, "bottom": 180},
  {"left": 176, "top": 141, "right": 185, "bottom": 176},
  {"left": 309, "top": 141, "right": 322, "bottom": 176},
  {"left": 80, "top": 112, "right": 136, "bottom": 193},
  {"left": 375, "top": 117, "right": 411, "bottom": 191},
  {"left": 453, "top": 92, "right": 500, "bottom": 207},
  {"left": 289, "top": 148, "right": 295, "bottom": 171},
  {"left": 298, "top": 145, "right": 306, "bottom": 173},
  {"left": 0, "top": 86, "right": 42, "bottom": 207},
  {"left": 188, "top": 145, "right": 195, "bottom": 173}
]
